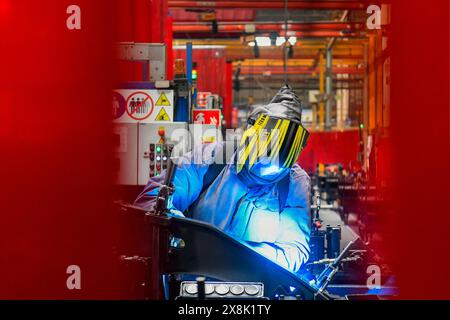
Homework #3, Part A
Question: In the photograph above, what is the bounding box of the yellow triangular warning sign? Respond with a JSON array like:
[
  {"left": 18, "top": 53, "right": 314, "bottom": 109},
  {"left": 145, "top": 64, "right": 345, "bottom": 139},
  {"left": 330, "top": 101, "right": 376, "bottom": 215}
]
[
  {"left": 155, "top": 92, "right": 171, "bottom": 106},
  {"left": 155, "top": 107, "right": 170, "bottom": 121}
]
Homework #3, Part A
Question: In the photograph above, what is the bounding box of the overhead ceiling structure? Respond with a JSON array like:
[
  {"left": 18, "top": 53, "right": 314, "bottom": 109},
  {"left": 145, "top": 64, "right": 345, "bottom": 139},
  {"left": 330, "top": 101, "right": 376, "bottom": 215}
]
[
  {"left": 170, "top": 0, "right": 371, "bottom": 104},
  {"left": 169, "top": 0, "right": 367, "bottom": 69}
]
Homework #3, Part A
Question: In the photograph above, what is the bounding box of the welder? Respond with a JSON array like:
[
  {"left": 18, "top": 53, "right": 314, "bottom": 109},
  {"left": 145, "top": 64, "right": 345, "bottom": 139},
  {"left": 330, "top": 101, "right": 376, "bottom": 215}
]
[{"left": 135, "top": 86, "right": 311, "bottom": 274}]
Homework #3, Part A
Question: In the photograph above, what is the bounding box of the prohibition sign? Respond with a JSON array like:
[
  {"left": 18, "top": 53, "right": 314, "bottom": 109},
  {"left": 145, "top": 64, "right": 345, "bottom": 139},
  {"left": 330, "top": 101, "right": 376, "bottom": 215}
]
[{"left": 125, "top": 91, "right": 154, "bottom": 121}]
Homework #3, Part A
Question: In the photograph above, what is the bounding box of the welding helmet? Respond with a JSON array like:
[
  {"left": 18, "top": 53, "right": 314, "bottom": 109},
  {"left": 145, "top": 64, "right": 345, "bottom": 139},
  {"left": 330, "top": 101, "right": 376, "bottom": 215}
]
[{"left": 236, "top": 113, "right": 309, "bottom": 181}]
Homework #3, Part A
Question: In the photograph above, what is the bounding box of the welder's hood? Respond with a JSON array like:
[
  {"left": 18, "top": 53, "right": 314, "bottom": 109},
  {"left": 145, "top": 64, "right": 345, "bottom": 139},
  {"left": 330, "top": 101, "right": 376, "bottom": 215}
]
[
  {"left": 236, "top": 86, "right": 309, "bottom": 185},
  {"left": 249, "top": 85, "right": 302, "bottom": 122}
]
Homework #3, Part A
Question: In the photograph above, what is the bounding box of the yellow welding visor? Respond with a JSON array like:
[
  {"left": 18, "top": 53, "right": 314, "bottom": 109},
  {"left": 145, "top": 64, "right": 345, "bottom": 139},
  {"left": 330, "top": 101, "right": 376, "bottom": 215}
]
[{"left": 236, "top": 114, "right": 309, "bottom": 174}]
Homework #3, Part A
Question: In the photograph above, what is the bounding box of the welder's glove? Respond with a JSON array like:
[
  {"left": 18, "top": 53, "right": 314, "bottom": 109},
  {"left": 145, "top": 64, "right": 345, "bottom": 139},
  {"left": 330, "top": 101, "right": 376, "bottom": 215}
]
[{"left": 168, "top": 209, "right": 185, "bottom": 218}]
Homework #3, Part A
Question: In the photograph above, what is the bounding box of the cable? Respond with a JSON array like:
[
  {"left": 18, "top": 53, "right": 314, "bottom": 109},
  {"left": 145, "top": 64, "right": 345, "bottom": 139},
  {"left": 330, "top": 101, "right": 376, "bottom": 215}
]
[{"left": 283, "top": 0, "right": 289, "bottom": 85}]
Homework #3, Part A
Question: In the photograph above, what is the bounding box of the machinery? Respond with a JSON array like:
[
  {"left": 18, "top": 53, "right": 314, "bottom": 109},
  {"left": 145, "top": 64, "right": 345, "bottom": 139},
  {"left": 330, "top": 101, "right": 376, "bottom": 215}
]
[
  {"left": 317, "top": 163, "right": 342, "bottom": 203},
  {"left": 113, "top": 42, "right": 223, "bottom": 189},
  {"left": 113, "top": 41, "right": 394, "bottom": 301},
  {"left": 138, "top": 122, "right": 189, "bottom": 185},
  {"left": 117, "top": 157, "right": 395, "bottom": 301}
]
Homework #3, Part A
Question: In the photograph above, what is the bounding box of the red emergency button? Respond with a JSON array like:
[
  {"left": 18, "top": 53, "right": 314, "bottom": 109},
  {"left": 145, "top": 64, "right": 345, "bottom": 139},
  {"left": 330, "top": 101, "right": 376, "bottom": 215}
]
[{"left": 158, "top": 128, "right": 165, "bottom": 137}]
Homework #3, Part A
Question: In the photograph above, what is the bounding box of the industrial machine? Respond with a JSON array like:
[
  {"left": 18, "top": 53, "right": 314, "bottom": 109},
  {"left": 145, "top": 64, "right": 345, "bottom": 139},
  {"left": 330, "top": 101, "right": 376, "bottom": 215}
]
[
  {"left": 137, "top": 122, "right": 189, "bottom": 185},
  {"left": 117, "top": 158, "right": 395, "bottom": 300},
  {"left": 113, "top": 42, "right": 223, "bottom": 188},
  {"left": 113, "top": 41, "right": 394, "bottom": 301}
]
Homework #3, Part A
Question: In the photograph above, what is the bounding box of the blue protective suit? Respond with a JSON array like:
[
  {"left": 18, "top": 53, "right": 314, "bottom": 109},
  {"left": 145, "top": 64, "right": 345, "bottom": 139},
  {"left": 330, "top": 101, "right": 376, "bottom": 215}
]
[{"left": 135, "top": 141, "right": 311, "bottom": 273}]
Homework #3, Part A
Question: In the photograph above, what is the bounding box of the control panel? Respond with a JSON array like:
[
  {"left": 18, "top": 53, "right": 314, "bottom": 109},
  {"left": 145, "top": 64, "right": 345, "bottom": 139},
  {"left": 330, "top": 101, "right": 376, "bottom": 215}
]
[
  {"left": 114, "top": 122, "right": 225, "bottom": 185},
  {"left": 146, "top": 143, "right": 173, "bottom": 178},
  {"left": 138, "top": 122, "right": 189, "bottom": 185}
]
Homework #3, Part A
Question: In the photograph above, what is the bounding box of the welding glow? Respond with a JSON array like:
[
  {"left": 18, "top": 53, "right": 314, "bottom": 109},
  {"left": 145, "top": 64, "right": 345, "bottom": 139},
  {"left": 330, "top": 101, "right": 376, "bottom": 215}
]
[{"left": 259, "top": 164, "right": 284, "bottom": 176}]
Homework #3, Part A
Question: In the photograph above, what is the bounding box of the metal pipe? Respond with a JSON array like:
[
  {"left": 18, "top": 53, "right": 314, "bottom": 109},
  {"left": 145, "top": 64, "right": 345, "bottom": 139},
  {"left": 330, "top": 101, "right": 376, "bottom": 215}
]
[
  {"left": 283, "top": 0, "right": 289, "bottom": 85},
  {"left": 319, "top": 53, "right": 325, "bottom": 130},
  {"left": 186, "top": 42, "right": 193, "bottom": 84},
  {"left": 238, "top": 66, "right": 363, "bottom": 75},
  {"left": 325, "top": 49, "right": 333, "bottom": 130},
  {"left": 175, "top": 30, "right": 359, "bottom": 38},
  {"left": 169, "top": 1, "right": 366, "bottom": 10},
  {"left": 226, "top": 52, "right": 363, "bottom": 60},
  {"left": 327, "top": 10, "right": 349, "bottom": 51},
  {"left": 186, "top": 42, "right": 193, "bottom": 122},
  {"left": 173, "top": 22, "right": 361, "bottom": 33}
]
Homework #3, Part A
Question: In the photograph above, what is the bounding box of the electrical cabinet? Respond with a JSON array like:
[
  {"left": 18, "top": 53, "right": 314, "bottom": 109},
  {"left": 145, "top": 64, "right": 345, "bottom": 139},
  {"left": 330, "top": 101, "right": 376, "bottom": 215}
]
[{"left": 138, "top": 122, "right": 189, "bottom": 185}]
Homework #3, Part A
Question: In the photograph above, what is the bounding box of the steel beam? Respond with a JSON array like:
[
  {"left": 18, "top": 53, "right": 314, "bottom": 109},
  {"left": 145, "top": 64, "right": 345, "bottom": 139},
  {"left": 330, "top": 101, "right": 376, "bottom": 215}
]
[{"left": 173, "top": 22, "right": 363, "bottom": 33}]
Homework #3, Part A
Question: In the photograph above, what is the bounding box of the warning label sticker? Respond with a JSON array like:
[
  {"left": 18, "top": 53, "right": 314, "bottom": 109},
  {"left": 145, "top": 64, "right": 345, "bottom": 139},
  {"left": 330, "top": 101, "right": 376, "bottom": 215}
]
[
  {"left": 155, "top": 108, "right": 170, "bottom": 121},
  {"left": 126, "top": 91, "right": 154, "bottom": 121},
  {"left": 113, "top": 89, "right": 174, "bottom": 123},
  {"left": 155, "top": 92, "right": 171, "bottom": 106}
]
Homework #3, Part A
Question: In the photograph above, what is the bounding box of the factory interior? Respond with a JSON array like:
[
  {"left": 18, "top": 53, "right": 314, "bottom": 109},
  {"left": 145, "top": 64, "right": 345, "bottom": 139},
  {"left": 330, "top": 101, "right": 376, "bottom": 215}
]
[
  {"left": 1, "top": 0, "right": 449, "bottom": 303},
  {"left": 113, "top": 0, "right": 392, "bottom": 300}
]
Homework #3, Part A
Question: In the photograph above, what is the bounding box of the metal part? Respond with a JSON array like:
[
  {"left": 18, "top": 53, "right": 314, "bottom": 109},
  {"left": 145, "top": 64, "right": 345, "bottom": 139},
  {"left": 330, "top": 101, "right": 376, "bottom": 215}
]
[
  {"left": 313, "top": 239, "right": 357, "bottom": 294},
  {"left": 283, "top": 0, "right": 289, "bottom": 85},
  {"left": 196, "top": 277, "right": 206, "bottom": 300},
  {"left": 327, "top": 10, "right": 350, "bottom": 51},
  {"left": 138, "top": 123, "right": 189, "bottom": 185},
  {"left": 325, "top": 49, "right": 333, "bottom": 130},
  {"left": 179, "top": 281, "right": 264, "bottom": 299},
  {"left": 238, "top": 66, "right": 364, "bottom": 75},
  {"left": 117, "top": 42, "right": 167, "bottom": 81},
  {"left": 165, "top": 215, "right": 331, "bottom": 300},
  {"left": 326, "top": 225, "right": 342, "bottom": 258},
  {"left": 173, "top": 22, "right": 363, "bottom": 34},
  {"left": 154, "top": 158, "right": 177, "bottom": 216}
]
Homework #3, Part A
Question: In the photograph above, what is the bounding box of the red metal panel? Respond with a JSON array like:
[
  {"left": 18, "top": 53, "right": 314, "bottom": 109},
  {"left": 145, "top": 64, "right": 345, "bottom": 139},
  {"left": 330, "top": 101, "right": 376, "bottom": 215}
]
[
  {"left": 224, "top": 61, "right": 233, "bottom": 128},
  {"left": 165, "top": 14, "right": 175, "bottom": 80},
  {"left": 134, "top": 0, "right": 153, "bottom": 42},
  {"left": 298, "top": 130, "right": 361, "bottom": 173},
  {"left": 174, "top": 47, "right": 229, "bottom": 104},
  {"left": 151, "top": 0, "right": 163, "bottom": 43},
  {"left": 115, "top": 0, "right": 171, "bottom": 82},
  {"left": 171, "top": 8, "right": 255, "bottom": 22},
  {"left": 0, "top": 0, "right": 120, "bottom": 299},
  {"left": 388, "top": 0, "right": 450, "bottom": 299}
]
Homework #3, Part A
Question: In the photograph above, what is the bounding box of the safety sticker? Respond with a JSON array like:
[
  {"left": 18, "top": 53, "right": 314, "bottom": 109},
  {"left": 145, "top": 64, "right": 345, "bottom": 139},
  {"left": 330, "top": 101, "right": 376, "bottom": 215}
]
[
  {"left": 112, "top": 91, "right": 126, "bottom": 119},
  {"left": 155, "top": 107, "right": 170, "bottom": 121},
  {"left": 126, "top": 91, "right": 154, "bottom": 121},
  {"left": 113, "top": 89, "right": 174, "bottom": 123},
  {"left": 155, "top": 92, "right": 171, "bottom": 106}
]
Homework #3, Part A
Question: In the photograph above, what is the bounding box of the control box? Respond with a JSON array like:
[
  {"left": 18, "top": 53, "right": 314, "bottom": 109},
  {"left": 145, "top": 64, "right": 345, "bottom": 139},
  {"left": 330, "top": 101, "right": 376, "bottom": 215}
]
[
  {"left": 138, "top": 122, "right": 189, "bottom": 185},
  {"left": 114, "top": 122, "right": 224, "bottom": 186}
]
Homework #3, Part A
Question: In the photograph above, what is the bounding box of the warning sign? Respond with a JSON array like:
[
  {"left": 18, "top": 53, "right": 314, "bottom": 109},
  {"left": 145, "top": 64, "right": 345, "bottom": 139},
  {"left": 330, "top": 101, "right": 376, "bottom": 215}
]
[
  {"left": 112, "top": 92, "right": 126, "bottom": 119},
  {"left": 126, "top": 91, "right": 154, "bottom": 121},
  {"left": 156, "top": 92, "right": 171, "bottom": 106},
  {"left": 155, "top": 108, "right": 170, "bottom": 121},
  {"left": 197, "top": 92, "right": 211, "bottom": 108},
  {"left": 113, "top": 89, "right": 174, "bottom": 123},
  {"left": 193, "top": 109, "right": 222, "bottom": 128}
]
